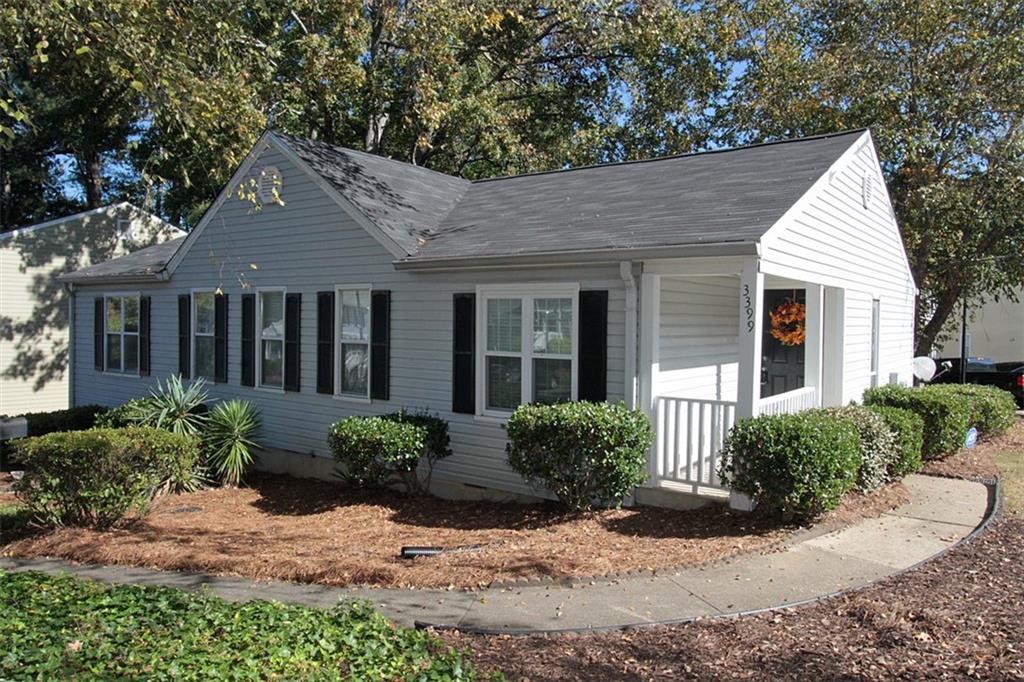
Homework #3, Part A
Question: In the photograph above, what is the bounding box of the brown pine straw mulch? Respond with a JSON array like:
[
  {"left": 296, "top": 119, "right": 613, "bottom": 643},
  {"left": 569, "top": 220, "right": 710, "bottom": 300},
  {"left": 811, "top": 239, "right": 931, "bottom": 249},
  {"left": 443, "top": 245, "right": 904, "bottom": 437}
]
[
  {"left": 445, "top": 517, "right": 1024, "bottom": 681},
  {"left": 1, "top": 474, "right": 907, "bottom": 591}
]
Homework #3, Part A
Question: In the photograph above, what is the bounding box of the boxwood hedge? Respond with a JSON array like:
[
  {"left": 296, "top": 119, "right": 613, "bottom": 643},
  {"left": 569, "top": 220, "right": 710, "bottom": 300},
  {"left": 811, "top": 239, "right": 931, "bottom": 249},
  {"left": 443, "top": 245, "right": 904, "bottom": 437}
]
[
  {"left": 925, "top": 384, "right": 1017, "bottom": 436},
  {"left": 816, "top": 405, "right": 898, "bottom": 493},
  {"left": 866, "top": 405, "right": 924, "bottom": 477},
  {"left": 863, "top": 384, "right": 972, "bottom": 459}
]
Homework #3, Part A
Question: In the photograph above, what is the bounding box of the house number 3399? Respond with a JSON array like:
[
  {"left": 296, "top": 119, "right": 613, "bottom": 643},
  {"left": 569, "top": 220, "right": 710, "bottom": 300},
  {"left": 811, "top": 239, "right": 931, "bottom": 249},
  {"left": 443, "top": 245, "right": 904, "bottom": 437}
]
[{"left": 742, "top": 284, "right": 755, "bottom": 332}]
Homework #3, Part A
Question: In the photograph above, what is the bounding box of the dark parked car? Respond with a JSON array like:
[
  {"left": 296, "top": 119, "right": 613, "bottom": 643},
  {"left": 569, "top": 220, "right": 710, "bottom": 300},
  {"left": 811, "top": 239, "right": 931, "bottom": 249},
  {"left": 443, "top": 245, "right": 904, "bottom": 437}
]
[{"left": 933, "top": 357, "right": 1024, "bottom": 408}]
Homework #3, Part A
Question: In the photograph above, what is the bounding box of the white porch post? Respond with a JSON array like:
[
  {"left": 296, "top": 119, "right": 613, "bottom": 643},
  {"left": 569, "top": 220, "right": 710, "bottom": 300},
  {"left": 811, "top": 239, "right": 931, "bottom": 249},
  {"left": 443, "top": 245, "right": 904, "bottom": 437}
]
[
  {"left": 732, "top": 256, "right": 763, "bottom": 511},
  {"left": 639, "top": 273, "right": 660, "bottom": 481},
  {"left": 804, "top": 284, "right": 824, "bottom": 407}
]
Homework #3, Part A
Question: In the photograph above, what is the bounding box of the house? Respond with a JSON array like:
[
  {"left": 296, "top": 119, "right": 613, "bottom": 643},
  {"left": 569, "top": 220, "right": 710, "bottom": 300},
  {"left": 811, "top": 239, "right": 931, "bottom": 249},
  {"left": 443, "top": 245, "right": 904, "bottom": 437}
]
[
  {"left": 59, "top": 129, "right": 917, "bottom": 508},
  {"left": 936, "top": 287, "right": 1024, "bottom": 363},
  {"left": 0, "top": 204, "right": 183, "bottom": 416}
]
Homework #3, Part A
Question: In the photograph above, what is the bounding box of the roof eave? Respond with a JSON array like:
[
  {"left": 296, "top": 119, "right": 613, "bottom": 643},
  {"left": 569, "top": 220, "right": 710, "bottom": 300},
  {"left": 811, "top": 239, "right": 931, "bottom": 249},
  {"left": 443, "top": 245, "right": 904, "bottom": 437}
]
[
  {"left": 393, "top": 241, "right": 758, "bottom": 271},
  {"left": 57, "top": 270, "right": 170, "bottom": 286}
]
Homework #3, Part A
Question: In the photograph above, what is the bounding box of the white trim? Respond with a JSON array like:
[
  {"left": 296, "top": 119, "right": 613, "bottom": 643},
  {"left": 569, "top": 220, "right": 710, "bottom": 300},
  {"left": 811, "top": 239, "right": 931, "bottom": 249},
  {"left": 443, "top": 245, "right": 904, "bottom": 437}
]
[
  {"left": 869, "top": 297, "right": 881, "bottom": 387},
  {"left": 255, "top": 286, "right": 286, "bottom": 390},
  {"left": 334, "top": 284, "right": 373, "bottom": 400},
  {"left": 101, "top": 291, "right": 142, "bottom": 377},
  {"left": 190, "top": 288, "right": 218, "bottom": 381},
  {"left": 474, "top": 283, "right": 580, "bottom": 419}
]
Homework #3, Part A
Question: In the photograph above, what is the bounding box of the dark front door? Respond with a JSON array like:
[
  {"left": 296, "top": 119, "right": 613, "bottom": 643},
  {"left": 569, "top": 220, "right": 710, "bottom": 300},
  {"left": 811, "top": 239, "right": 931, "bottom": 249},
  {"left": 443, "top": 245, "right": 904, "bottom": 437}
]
[{"left": 761, "top": 289, "right": 806, "bottom": 398}]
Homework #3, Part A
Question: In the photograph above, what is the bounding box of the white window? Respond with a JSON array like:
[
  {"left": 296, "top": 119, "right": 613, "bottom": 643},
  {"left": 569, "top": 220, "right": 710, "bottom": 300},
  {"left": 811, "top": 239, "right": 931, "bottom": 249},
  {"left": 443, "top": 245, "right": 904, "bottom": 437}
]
[
  {"left": 870, "top": 298, "right": 881, "bottom": 387},
  {"left": 477, "top": 285, "right": 578, "bottom": 417},
  {"left": 192, "top": 291, "right": 216, "bottom": 379},
  {"left": 258, "top": 289, "right": 285, "bottom": 389},
  {"left": 337, "top": 287, "right": 371, "bottom": 398},
  {"left": 105, "top": 295, "right": 140, "bottom": 374}
]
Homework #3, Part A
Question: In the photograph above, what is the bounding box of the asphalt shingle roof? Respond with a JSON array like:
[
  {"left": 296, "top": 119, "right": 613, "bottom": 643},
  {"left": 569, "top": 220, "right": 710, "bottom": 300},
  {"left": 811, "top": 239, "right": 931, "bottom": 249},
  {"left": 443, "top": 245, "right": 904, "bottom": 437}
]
[{"left": 59, "top": 236, "right": 185, "bottom": 282}]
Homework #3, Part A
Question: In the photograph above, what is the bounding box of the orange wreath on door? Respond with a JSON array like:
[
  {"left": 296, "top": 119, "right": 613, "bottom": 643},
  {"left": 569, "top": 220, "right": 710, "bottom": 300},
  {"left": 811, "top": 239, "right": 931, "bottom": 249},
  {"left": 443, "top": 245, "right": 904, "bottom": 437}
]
[{"left": 769, "top": 300, "right": 806, "bottom": 346}]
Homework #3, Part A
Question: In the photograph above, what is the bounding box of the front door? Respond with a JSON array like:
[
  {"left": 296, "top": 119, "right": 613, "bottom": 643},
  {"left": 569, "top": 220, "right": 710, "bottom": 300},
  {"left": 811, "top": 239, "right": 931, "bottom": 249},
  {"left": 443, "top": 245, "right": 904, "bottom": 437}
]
[{"left": 761, "top": 289, "right": 806, "bottom": 398}]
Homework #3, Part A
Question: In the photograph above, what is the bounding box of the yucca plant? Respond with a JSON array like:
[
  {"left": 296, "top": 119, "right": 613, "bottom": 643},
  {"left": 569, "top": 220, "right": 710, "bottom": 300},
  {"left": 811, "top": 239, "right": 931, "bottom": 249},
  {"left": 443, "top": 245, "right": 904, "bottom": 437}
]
[
  {"left": 204, "top": 399, "right": 261, "bottom": 486},
  {"left": 135, "top": 375, "right": 209, "bottom": 438}
]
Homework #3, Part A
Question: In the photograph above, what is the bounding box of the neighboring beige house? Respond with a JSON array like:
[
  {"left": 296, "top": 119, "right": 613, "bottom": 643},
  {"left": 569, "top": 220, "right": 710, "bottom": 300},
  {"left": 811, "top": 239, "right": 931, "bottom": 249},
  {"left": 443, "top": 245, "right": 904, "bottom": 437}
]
[
  {"left": 936, "top": 288, "right": 1024, "bottom": 362},
  {"left": 0, "top": 203, "right": 183, "bottom": 415}
]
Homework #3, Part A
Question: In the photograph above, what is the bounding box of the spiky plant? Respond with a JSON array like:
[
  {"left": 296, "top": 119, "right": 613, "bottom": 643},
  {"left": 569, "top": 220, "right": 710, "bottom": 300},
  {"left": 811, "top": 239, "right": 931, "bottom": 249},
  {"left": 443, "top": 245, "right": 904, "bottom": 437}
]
[
  {"left": 204, "top": 399, "right": 261, "bottom": 486},
  {"left": 135, "top": 375, "right": 209, "bottom": 438}
]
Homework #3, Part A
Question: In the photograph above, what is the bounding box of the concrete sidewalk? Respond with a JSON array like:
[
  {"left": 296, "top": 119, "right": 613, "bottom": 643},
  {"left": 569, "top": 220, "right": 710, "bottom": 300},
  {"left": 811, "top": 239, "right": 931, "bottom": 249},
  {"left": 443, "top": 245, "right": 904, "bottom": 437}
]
[{"left": 0, "top": 474, "right": 991, "bottom": 634}]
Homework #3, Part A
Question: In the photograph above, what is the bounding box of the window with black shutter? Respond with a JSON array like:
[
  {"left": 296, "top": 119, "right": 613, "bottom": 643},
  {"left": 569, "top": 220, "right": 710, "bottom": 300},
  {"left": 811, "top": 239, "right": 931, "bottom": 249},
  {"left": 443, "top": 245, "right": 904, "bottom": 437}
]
[
  {"left": 370, "top": 290, "right": 390, "bottom": 400},
  {"left": 452, "top": 293, "right": 475, "bottom": 413},
  {"left": 139, "top": 296, "right": 151, "bottom": 376},
  {"left": 316, "top": 291, "right": 335, "bottom": 394},
  {"left": 178, "top": 294, "right": 191, "bottom": 378},
  {"left": 93, "top": 298, "right": 104, "bottom": 371},
  {"left": 578, "top": 290, "right": 609, "bottom": 402},
  {"left": 214, "top": 294, "right": 228, "bottom": 383},
  {"left": 284, "top": 293, "right": 301, "bottom": 392},
  {"left": 240, "top": 293, "right": 255, "bottom": 387}
]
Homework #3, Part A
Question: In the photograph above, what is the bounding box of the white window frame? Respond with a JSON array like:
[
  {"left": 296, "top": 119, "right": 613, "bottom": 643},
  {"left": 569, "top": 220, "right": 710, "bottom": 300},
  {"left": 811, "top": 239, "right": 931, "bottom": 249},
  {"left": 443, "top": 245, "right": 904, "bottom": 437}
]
[
  {"left": 103, "top": 292, "right": 142, "bottom": 376},
  {"left": 475, "top": 283, "right": 579, "bottom": 420},
  {"left": 870, "top": 298, "right": 881, "bottom": 387},
  {"left": 191, "top": 289, "right": 218, "bottom": 381},
  {"left": 334, "top": 284, "right": 372, "bottom": 403},
  {"left": 256, "top": 286, "right": 286, "bottom": 392}
]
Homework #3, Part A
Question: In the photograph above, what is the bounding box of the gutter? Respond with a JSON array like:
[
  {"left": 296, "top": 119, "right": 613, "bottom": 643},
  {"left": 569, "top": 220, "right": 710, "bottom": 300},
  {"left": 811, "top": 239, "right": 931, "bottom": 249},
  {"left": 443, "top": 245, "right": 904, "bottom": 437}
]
[
  {"left": 57, "top": 269, "right": 171, "bottom": 286},
  {"left": 393, "top": 241, "right": 758, "bottom": 271}
]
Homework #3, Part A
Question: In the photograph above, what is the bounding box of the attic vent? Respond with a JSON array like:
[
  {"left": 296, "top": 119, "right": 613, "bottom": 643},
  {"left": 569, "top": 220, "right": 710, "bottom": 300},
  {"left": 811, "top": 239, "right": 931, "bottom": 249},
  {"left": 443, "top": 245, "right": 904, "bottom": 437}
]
[
  {"left": 862, "top": 172, "right": 875, "bottom": 209},
  {"left": 257, "top": 165, "right": 282, "bottom": 203}
]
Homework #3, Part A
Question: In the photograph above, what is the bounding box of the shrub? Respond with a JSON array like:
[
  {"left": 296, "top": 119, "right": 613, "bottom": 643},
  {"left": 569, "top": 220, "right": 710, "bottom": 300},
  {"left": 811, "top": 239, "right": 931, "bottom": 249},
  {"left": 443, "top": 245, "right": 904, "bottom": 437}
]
[
  {"left": 328, "top": 416, "right": 427, "bottom": 489},
  {"left": 505, "top": 401, "right": 653, "bottom": 510},
  {"left": 12, "top": 427, "right": 201, "bottom": 529},
  {"left": 718, "top": 412, "right": 861, "bottom": 520},
  {"left": 863, "top": 384, "right": 972, "bottom": 459},
  {"left": 925, "top": 384, "right": 1017, "bottom": 436},
  {"left": 204, "top": 400, "right": 262, "bottom": 486},
  {"left": 866, "top": 405, "right": 924, "bottom": 477},
  {"left": 17, "top": 405, "right": 108, "bottom": 437},
  {"left": 93, "top": 398, "right": 151, "bottom": 429},
  {"left": 815, "top": 406, "right": 898, "bottom": 492},
  {"left": 132, "top": 375, "right": 209, "bottom": 438}
]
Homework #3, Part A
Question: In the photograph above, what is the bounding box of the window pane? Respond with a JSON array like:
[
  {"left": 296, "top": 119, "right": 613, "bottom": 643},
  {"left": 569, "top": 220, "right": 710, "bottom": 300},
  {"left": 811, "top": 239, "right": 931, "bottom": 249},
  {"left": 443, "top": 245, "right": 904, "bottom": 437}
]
[
  {"left": 533, "top": 358, "right": 571, "bottom": 405},
  {"left": 124, "top": 335, "right": 139, "bottom": 373},
  {"left": 123, "top": 297, "right": 139, "bottom": 332},
  {"left": 533, "top": 298, "right": 572, "bottom": 354},
  {"left": 261, "top": 292, "right": 284, "bottom": 338},
  {"left": 195, "top": 292, "right": 215, "bottom": 334},
  {"left": 106, "top": 297, "right": 123, "bottom": 332},
  {"left": 261, "top": 338, "right": 283, "bottom": 387},
  {"left": 486, "top": 356, "right": 521, "bottom": 410},
  {"left": 340, "top": 290, "right": 370, "bottom": 341},
  {"left": 486, "top": 298, "right": 521, "bottom": 353},
  {"left": 340, "top": 343, "right": 369, "bottom": 396},
  {"left": 106, "top": 334, "right": 121, "bottom": 371},
  {"left": 195, "top": 336, "right": 215, "bottom": 378}
]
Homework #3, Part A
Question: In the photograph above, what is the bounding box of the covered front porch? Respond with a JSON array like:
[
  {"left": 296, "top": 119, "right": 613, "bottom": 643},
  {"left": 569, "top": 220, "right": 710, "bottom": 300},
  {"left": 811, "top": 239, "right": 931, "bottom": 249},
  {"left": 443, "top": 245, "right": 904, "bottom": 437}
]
[{"left": 639, "top": 256, "right": 845, "bottom": 499}]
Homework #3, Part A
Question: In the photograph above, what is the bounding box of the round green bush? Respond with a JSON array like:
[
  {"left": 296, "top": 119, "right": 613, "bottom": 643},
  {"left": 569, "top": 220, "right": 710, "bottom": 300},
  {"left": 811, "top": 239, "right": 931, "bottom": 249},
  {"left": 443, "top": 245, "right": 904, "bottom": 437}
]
[
  {"left": 816, "top": 406, "right": 898, "bottom": 492},
  {"left": 925, "top": 384, "right": 1017, "bottom": 436},
  {"left": 863, "top": 384, "right": 972, "bottom": 459},
  {"left": 12, "top": 427, "right": 200, "bottom": 529},
  {"left": 866, "top": 405, "right": 924, "bottom": 477},
  {"left": 328, "top": 416, "right": 427, "bottom": 488},
  {"left": 718, "top": 412, "right": 861, "bottom": 520},
  {"left": 505, "top": 401, "right": 653, "bottom": 510}
]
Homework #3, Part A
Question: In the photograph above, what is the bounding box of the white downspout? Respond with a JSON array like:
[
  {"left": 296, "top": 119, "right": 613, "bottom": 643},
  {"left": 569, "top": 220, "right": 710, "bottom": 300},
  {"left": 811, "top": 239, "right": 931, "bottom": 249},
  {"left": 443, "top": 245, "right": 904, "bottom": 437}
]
[
  {"left": 619, "top": 261, "right": 639, "bottom": 409},
  {"left": 65, "top": 283, "right": 76, "bottom": 407}
]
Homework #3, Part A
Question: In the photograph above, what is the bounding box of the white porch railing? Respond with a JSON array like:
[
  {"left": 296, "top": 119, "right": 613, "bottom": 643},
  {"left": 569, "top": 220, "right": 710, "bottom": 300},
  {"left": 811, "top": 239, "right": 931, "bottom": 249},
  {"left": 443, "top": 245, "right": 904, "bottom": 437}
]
[
  {"left": 758, "top": 386, "right": 818, "bottom": 416},
  {"left": 653, "top": 396, "right": 735, "bottom": 493}
]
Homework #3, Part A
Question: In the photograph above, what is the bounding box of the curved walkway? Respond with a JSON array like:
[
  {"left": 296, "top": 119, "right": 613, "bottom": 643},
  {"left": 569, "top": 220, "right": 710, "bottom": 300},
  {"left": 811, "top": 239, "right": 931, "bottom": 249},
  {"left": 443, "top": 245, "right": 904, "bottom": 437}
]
[{"left": 0, "top": 475, "right": 992, "bottom": 634}]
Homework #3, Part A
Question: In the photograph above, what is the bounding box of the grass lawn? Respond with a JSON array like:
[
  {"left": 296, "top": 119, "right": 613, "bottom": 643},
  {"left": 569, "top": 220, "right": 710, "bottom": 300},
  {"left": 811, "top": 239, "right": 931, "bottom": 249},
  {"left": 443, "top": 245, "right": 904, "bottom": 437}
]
[
  {"left": 993, "top": 422, "right": 1024, "bottom": 516},
  {"left": 0, "top": 570, "right": 475, "bottom": 681}
]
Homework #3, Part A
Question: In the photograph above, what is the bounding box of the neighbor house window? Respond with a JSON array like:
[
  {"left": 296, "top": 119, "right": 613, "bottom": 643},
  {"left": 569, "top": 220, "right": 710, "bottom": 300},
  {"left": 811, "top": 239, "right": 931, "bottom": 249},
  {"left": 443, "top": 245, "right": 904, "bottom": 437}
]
[
  {"left": 870, "top": 298, "right": 881, "bottom": 387},
  {"left": 193, "top": 291, "right": 216, "bottom": 379},
  {"left": 479, "top": 285, "right": 577, "bottom": 415},
  {"left": 259, "top": 289, "right": 285, "bottom": 388},
  {"left": 105, "top": 295, "right": 140, "bottom": 374},
  {"left": 337, "top": 288, "right": 371, "bottom": 398}
]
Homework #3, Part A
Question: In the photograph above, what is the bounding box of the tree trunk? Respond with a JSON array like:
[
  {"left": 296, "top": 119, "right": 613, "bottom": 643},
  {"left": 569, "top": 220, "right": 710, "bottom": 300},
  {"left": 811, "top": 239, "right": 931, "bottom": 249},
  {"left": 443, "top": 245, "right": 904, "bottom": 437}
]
[
  {"left": 78, "top": 152, "right": 103, "bottom": 208},
  {"left": 915, "top": 287, "right": 960, "bottom": 357}
]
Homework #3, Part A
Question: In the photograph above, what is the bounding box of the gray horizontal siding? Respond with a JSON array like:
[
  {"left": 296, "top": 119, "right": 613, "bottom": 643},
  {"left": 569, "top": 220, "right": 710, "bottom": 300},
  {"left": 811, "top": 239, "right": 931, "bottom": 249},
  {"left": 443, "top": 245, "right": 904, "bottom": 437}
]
[{"left": 72, "top": 145, "right": 626, "bottom": 497}]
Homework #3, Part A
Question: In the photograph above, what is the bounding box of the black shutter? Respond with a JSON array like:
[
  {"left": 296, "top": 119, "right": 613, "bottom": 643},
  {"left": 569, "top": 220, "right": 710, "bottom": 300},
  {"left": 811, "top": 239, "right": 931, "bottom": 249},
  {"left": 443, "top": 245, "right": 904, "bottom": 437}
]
[
  {"left": 178, "top": 294, "right": 190, "bottom": 379},
  {"left": 241, "top": 293, "right": 255, "bottom": 387},
  {"left": 452, "top": 293, "right": 475, "bottom": 414},
  {"left": 578, "top": 290, "right": 609, "bottom": 402},
  {"left": 139, "top": 296, "right": 151, "bottom": 376},
  {"left": 214, "top": 294, "right": 228, "bottom": 383},
  {"left": 94, "top": 297, "right": 104, "bottom": 371},
  {"left": 284, "top": 293, "right": 301, "bottom": 392},
  {"left": 316, "top": 291, "right": 335, "bottom": 394},
  {"left": 370, "top": 290, "right": 390, "bottom": 401}
]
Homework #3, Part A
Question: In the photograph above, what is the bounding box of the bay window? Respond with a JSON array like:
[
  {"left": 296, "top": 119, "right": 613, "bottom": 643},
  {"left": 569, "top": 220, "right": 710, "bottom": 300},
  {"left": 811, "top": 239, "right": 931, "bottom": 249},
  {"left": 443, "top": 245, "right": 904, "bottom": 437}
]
[
  {"left": 105, "top": 295, "right": 140, "bottom": 373},
  {"left": 478, "top": 285, "right": 578, "bottom": 416},
  {"left": 259, "top": 289, "right": 285, "bottom": 388}
]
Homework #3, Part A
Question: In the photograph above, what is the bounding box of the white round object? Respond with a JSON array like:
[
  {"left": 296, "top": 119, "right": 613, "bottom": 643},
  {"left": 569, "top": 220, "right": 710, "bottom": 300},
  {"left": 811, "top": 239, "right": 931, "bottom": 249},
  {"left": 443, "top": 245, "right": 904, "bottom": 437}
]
[{"left": 912, "top": 356, "right": 937, "bottom": 381}]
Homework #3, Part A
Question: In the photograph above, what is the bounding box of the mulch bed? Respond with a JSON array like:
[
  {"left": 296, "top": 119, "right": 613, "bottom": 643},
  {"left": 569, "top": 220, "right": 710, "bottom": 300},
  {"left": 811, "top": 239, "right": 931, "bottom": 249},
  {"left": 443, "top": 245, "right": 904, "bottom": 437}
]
[
  {"left": 0, "top": 474, "right": 905, "bottom": 590},
  {"left": 444, "top": 517, "right": 1024, "bottom": 680},
  {"left": 921, "top": 418, "right": 1023, "bottom": 482}
]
